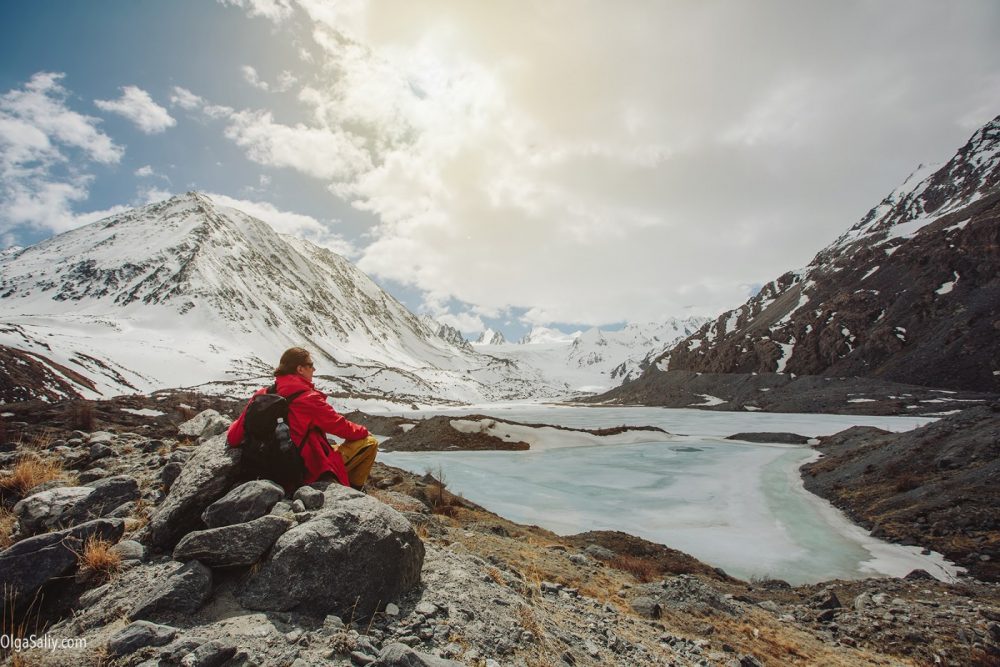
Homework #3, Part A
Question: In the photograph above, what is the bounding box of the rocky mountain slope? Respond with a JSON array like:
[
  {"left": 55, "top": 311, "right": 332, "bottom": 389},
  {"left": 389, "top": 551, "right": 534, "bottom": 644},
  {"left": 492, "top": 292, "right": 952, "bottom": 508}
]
[
  {"left": 1, "top": 401, "right": 997, "bottom": 666},
  {"left": 802, "top": 403, "right": 1000, "bottom": 582},
  {"left": 659, "top": 115, "right": 1000, "bottom": 393},
  {"left": 0, "top": 193, "right": 561, "bottom": 406}
]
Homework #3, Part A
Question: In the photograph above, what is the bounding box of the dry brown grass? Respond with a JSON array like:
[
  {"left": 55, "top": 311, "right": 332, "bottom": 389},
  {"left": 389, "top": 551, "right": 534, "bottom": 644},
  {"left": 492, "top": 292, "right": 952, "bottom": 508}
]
[
  {"left": 0, "top": 456, "right": 66, "bottom": 497},
  {"left": 608, "top": 554, "right": 659, "bottom": 582},
  {"left": 78, "top": 536, "right": 122, "bottom": 582},
  {"left": 0, "top": 507, "right": 17, "bottom": 550}
]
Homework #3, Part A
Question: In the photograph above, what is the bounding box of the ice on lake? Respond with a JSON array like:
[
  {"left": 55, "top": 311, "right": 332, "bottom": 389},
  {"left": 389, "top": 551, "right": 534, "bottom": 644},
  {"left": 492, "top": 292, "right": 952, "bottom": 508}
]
[{"left": 380, "top": 405, "right": 960, "bottom": 584}]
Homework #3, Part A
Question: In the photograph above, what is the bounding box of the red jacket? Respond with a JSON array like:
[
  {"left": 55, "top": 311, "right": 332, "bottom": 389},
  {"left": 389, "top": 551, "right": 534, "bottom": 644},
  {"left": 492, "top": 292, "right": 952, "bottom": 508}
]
[{"left": 227, "top": 373, "right": 369, "bottom": 487}]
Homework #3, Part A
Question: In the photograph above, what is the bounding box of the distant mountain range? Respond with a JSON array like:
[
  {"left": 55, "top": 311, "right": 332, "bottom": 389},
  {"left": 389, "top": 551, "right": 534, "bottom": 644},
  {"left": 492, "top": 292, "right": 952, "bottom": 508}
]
[
  {"left": 0, "top": 193, "right": 563, "bottom": 405},
  {"left": 0, "top": 193, "right": 698, "bottom": 404},
  {"left": 657, "top": 115, "right": 1000, "bottom": 393}
]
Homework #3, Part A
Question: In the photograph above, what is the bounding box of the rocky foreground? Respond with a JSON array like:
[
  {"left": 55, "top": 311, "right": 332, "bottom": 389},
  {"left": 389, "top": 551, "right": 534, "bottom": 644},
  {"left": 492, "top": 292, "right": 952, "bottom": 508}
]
[{"left": 0, "top": 395, "right": 998, "bottom": 666}]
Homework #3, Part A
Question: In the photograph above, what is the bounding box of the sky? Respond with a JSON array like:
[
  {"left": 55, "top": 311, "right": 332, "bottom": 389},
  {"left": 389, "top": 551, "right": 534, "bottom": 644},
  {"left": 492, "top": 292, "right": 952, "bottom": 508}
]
[{"left": 2, "top": 1, "right": 999, "bottom": 342}]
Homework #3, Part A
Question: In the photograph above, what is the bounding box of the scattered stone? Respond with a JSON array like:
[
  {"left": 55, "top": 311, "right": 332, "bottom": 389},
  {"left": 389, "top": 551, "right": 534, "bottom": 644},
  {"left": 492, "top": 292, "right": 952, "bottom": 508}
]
[
  {"left": 79, "top": 468, "right": 109, "bottom": 483},
  {"left": 293, "top": 485, "right": 324, "bottom": 510},
  {"left": 201, "top": 479, "right": 285, "bottom": 528},
  {"left": 130, "top": 560, "right": 213, "bottom": 621},
  {"left": 904, "top": 569, "right": 935, "bottom": 581},
  {"left": 385, "top": 603, "right": 400, "bottom": 617},
  {"left": 179, "top": 638, "right": 236, "bottom": 667},
  {"left": 87, "top": 431, "right": 115, "bottom": 445},
  {"left": 106, "top": 620, "right": 178, "bottom": 657},
  {"left": 376, "top": 642, "right": 464, "bottom": 667},
  {"left": 174, "top": 515, "right": 294, "bottom": 567},
  {"left": 630, "top": 596, "right": 663, "bottom": 619},
  {"left": 90, "top": 443, "right": 114, "bottom": 460},
  {"left": 112, "top": 539, "right": 146, "bottom": 561}
]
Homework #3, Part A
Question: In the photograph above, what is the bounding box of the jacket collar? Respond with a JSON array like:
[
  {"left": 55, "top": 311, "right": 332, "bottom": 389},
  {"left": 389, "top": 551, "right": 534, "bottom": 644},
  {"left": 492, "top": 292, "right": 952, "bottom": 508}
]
[{"left": 275, "top": 373, "right": 314, "bottom": 394}]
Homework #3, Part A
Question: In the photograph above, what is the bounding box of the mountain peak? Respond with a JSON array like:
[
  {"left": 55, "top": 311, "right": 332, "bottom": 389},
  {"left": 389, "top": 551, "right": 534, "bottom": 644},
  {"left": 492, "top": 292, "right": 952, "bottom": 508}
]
[{"left": 659, "top": 114, "right": 1000, "bottom": 392}]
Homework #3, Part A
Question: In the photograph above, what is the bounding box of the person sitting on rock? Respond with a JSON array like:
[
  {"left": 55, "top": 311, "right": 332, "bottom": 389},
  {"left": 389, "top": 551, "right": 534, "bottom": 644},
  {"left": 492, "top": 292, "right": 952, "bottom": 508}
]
[{"left": 226, "top": 347, "right": 379, "bottom": 491}]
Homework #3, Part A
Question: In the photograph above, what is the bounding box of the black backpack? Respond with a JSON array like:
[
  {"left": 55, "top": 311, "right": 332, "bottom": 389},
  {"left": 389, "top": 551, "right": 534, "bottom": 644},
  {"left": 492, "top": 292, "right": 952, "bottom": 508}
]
[{"left": 240, "top": 385, "right": 309, "bottom": 488}]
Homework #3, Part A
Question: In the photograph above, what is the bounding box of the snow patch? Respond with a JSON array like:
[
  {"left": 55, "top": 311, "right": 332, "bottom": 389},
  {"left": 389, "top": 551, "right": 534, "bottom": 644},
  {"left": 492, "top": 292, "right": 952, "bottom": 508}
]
[
  {"left": 935, "top": 272, "right": 959, "bottom": 295},
  {"left": 121, "top": 408, "right": 166, "bottom": 417}
]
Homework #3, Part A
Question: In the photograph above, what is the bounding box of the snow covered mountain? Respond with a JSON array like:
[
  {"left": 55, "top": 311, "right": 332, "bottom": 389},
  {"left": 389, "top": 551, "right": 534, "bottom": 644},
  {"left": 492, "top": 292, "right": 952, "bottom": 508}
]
[
  {"left": 475, "top": 319, "right": 707, "bottom": 392},
  {"left": 472, "top": 329, "right": 506, "bottom": 346},
  {"left": 0, "top": 193, "right": 561, "bottom": 405},
  {"left": 660, "top": 115, "right": 1000, "bottom": 392}
]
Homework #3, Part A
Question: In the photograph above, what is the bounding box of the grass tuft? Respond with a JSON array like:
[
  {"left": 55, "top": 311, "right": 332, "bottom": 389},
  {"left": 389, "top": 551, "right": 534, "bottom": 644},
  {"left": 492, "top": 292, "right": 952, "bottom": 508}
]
[
  {"left": 0, "top": 456, "right": 66, "bottom": 497},
  {"left": 78, "top": 536, "right": 122, "bottom": 582},
  {"left": 608, "top": 554, "right": 659, "bottom": 583}
]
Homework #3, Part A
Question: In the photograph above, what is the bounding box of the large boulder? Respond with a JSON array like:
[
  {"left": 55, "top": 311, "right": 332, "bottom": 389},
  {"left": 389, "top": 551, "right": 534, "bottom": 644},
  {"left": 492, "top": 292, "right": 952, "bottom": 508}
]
[
  {"left": 13, "top": 476, "right": 139, "bottom": 534},
  {"left": 173, "top": 515, "right": 294, "bottom": 567},
  {"left": 201, "top": 480, "right": 284, "bottom": 528},
  {"left": 147, "top": 435, "right": 242, "bottom": 548},
  {"left": 0, "top": 518, "right": 125, "bottom": 602},
  {"left": 238, "top": 485, "right": 424, "bottom": 618},
  {"left": 130, "top": 560, "right": 213, "bottom": 621},
  {"left": 13, "top": 486, "right": 94, "bottom": 533},
  {"left": 178, "top": 410, "right": 230, "bottom": 441}
]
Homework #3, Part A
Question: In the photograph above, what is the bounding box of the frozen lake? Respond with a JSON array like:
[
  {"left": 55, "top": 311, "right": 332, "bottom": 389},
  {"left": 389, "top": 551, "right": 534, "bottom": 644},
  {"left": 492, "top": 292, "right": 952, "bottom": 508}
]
[{"left": 379, "top": 405, "right": 960, "bottom": 584}]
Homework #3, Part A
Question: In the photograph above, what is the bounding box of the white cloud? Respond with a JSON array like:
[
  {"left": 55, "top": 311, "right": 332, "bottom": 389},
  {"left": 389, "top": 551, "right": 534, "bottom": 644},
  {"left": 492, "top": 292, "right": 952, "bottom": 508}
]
[
  {"left": 135, "top": 165, "right": 154, "bottom": 177},
  {"left": 242, "top": 65, "right": 269, "bottom": 91},
  {"left": 218, "top": 0, "right": 294, "bottom": 23},
  {"left": 95, "top": 86, "right": 176, "bottom": 134},
  {"left": 214, "top": 1, "right": 1000, "bottom": 327},
  {"left": 169, "top": 86, "right": 203, "bottom": 110},
  {"left": 0, "top": 72, "right": 125, "bottom": 236},
  {"left": 138, "top": 186, "right": 172, "bottom": 204},
  {"left": 204, "top": 192, "right": 357, "bottom": 257}
]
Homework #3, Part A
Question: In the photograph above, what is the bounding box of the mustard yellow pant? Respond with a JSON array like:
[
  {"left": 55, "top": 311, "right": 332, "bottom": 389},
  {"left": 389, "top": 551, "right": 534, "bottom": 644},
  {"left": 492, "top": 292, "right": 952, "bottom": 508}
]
[{"left": 337, "top": 435, "right": 379, "bottom": 489}]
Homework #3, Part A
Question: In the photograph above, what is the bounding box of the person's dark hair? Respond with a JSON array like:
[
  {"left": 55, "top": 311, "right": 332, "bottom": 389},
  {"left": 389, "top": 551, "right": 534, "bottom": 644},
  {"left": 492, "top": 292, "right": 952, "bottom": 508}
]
[{"left": 274, "top": 347, "right": 313, "bottom": 376}]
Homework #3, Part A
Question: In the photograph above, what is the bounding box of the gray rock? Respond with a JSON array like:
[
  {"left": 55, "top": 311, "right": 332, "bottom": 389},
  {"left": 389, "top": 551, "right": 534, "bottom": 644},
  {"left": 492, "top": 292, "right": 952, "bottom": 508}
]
[
  {"left": 88, "top": 431, "right": 115, "bottom": 445},
  {"left": 90, "top": 443, "right": 114, "bottom": 460},
  {"left": 69, "top": 475, "right": 140, "bottom": 523},
  {"left": 147, "top": 435, "right": 242, "bottom": 548},
  {"left": 202, "top": 479, "right": 285, "bottom": 528},
  {"left": 0, "top": 518, "right": 125, "bottom": 601},
  {"left": 293, "top": 485, "right": 324, "bottom": 510},
  {"left": 239, "top": 485, "right": 424, "bottom": 619},
  {"left": 270, "top": 500, "right": 294, "bottom": 516},
  {"left": 106, "top": 501, "right": 137, "bottom": 519},
  {"left": 14, "top": 476, "right": 139, "bottom": 533},
  {"left": 814, "top": 590, "right": 842, "bottom": 610},
  {"left": 375, "top": 643, "right": 465, "bottom": 667},
  {"left": 161, "top": 462, "right": 184, "bottom": 490},
  {"left": 107, "top": 620, "right": 178, "bottom": 657},
  {"left": 179, "top": 639, "right": 236, "bottom": 667},
  {"left": 13, "top": 486, "right": 94, "bottom": 533},
  {"left": 178, "top": 410, "right": 229, "bottom": 440},
  {"left": 112, "top": 539, "right": 146, "bottom": 561},
  {"left": 290, "top": 499, "right": 306, "bottom": 513},
  {"left": 159, "top": 636, "right": 210, "bottom": 662},
  {"left": 79, "top": 468, "right": 110, "bottom": 483},
  {"left": 174, "top": 515, "right": 295, "bottom": 567},
  {"left": 415, "top": 601, "right": 439, "bottom": 617},
  {"left": 130, "top": 560, "right": 213, "bottom": 621},
  {"left": 630, "top": 596, "right": 662, "bottom": 619}
]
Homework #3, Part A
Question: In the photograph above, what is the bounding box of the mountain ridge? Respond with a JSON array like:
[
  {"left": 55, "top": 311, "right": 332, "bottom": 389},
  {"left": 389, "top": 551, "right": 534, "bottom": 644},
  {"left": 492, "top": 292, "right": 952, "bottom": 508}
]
[{"left": 656, "top": 115, "right": 1000, "bottom": 393}]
